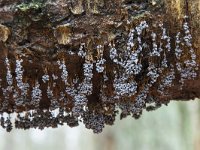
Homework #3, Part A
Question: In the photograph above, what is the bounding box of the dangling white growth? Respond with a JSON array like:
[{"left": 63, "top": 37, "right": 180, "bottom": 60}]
[
  {"left": 183, "top": 19, "right": 197, "bottom": 68},
  {"left": 52, "top": 74, "right": 58, "bottom": 80},
  {"left": 109, "top": 43, "right": 118, "bottom": 61},
  {"left": 147, "top": 62, "right": 159, "bottom": 86},
  {"left": 136, "top": 21, "right": 149, "bottom": 36},
  {"left": 47, "top": 85, "right": 53, "bottom": 99},
  {"left": 110, "top": 21, "right": 149, "bottom": 98},
  {"left": 57, "top": 60, "right": 68, "bottom": 85},
  {"left": 136, "top": 21, "right": 148, "bottom": 54},
  {"left": 176, "top": 62, "right": 182, "bottom": 72},
  {"left": 179, "top": 17, "right": 198, "bottom": 85},
  {"left": 159, "top": 52, "right": 168, "bottom": 73},
  {"left": 130, "top": 85, "right": 150, "bottom": 115},
  {"left": 160, "top": 24, "right": 167, "bottom": 40},
  {"left": 125, "top": 21, "right": 148, "bottom": 75},
  {"left": 160, "top": 24, "right": 171, "bottom": 52},
  {"left": 5, "top": 57, "right": 13, "bottom": 86},
  {"left": 96, "top": 45, "right": 106, "bottom": 73},
  {"left": 150, "top": 32, "right": 160, "bottom": 56},
  {"left": 183, "top": 21, "right": 192, "bottom": 47},
  {"left": 166, "top": 37, "right": 171, "bottom": 52},
  {"left": 175, "top": 32, "right": 182, "bottom": 59},
  {"left": 158, "top": 43, "right": 163, "bottom": 53},
  {"left": 78, "top": 43, "right": 86, "bottom": 58},
  {"left": 72, "top": 94, "right": 87, "bottom": 116},
  {"left": 127, "top": 29, "right": 135, "bottom": 52},
  {"left": 110, "top": 21, "right": 148, "bottom": 75},
  {"left": 47, "top": 85, "right": 59, "bottom": 110},
  {"left": 65, "top": 86, "right": 77, "bottom": 97},
  {"left": 114, "top": 80, "right": 137, "bottom": 97},
  {"left": 79, "top": 61, "right": 93, "bottom": 95},
  {"left": 1, "top": 57, "right": 14, "bottom": 109},
  {"left": 124, "top": 52, "right": 142, "bottom": 75},
  {"left": 96, "top": 56, "right": 106, "bottom": 73},
  {"left": 15, "top": 58, "right": 23, "bottom": 89},
  {"left": 31, "top": 81, "right": 42, "bottom": 107},
  {"left": 15, "top": 58, "right": 29, "bottom": 101},
  {"left": 57, "top": 59, "right": 78, "bottom": 97},
  {"left": 135, "top": 86, "right": 149, "bottom": 104},
  {"left": 158, "top": 67, "right": 175, "bottom": 94},
  {"left": 161, "top": 52, "right": 168, "bottom": 68},
  {"left": 113, "top": 73, "right": 137, "bottom": 97},
  {"left": 103, "top": 71, "right": 108, "bottom": 82},
  {"left": 42, "top": 74, "right": 49, "bottom": 83}
]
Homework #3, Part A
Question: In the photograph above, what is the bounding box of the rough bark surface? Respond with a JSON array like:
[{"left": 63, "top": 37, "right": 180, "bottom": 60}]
[{"left": 0, "top": 0, "right": 199, "bottom": 133}]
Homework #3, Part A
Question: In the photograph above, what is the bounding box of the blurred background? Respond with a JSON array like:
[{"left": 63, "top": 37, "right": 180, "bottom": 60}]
[{"left": 0, "top": 99, "right": 199, "bottom": 150}]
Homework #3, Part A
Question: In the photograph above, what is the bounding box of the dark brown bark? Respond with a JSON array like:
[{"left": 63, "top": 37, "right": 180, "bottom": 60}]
[{"left": 0, "top": 0, "right": 199, "bottom": 133}]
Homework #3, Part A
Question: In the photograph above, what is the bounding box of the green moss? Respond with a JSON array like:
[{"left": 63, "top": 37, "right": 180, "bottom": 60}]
[{"left": 16, "top": 1, "right": 44, "bottom": 12}]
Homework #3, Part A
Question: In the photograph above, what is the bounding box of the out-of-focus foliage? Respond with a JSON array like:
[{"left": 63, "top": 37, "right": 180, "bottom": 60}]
[{"left": 0, "top": 100, "right": 199, "bottom": 150}]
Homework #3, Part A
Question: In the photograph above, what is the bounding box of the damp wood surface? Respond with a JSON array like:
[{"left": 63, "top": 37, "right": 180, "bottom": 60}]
[{"left": 0, "top": 0, "right": 199, "bottom": 133}]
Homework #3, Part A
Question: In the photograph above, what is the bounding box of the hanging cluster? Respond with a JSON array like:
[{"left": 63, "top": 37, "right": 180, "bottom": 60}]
[{"left": 0, "top": 16, "right": 198, "bottom": 133}]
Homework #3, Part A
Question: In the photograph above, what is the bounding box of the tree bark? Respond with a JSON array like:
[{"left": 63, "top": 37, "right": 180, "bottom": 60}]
[{"left": 0, "top": 0, "right": 199, "bottom": 133}]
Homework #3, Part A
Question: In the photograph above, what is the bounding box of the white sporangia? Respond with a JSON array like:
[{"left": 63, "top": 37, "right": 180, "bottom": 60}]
[
  {"left": 147, "top": 62, "right": 159, "bottom": 86},
  {"left": 183, "top": 21, "right": 192, "bottom": 47},
  {"left": 123, "top": 21, "right": 148, "bottom": 75},
  {"left": 135, "top": 86, "right": 149, "bottom": 105},
  {"left": 158, "top": 43, "right": 163, "bottom": 53},
  {"left": 179, "top": 17, "right": 198, "bottom": 84},
  {"left": 180, "top": 67, "right": 197, "bottom": 85},
  {"left": 124, "top": 53, "right": 142, "bottom": 75},
  {"left": 127, "top": 29, "right": 135, "bottom": 52},
  {"left": 47, "top": 85, "right": 59, "bottom": 110},
  {"left": 160, "top": 24, "right": 168, "bottom": 40},
  {"left": 109, "top": 43, "right": 121, "bottom": 65},
  {"left": 68, "top": 51, "right": 75, "bottom": 55},
  {"left": 183, "top": 20, "right": 195, "bottom": 57},
  {"left": 47, "top": 85, "right": 53, "bottom": 99},
  {"left": 81, "top": 61, "right": 93, "bottom": 95},
  {"left": 96, "top": 45, "right": 106, "bottom": 73},
  {"left": 161, "top": 52, "right": 168, "bottom": 69},
  {"left": 182, "top": 19, "right": 197, "bottom": 65},
  {"left": 31, "top": 81, "right": 42, "bottom": 107},
  {"left": 83, "top": 62, "right": 93, "bottom": 81},
  {"left": 72, "top": 94, "right": 87, "bottom": 116},
  {"left": 78, "top": 43, "right": 86, "bottom": 58},
  {"left": 3, "top": 56, "right": 14, "bottom": 108},
  {"left": 15, "top": 58, "right": 29, "bottom": 99},
  {"left": 113, "top": 73, "right": 137, "bottom": 97},
  {"left": 65, "top": 86, "right": 77, "bottom": 97},
  {"left": 175, "top": 32, "right": 182, "bottom": 59},
  {"left": 150, "top": 32, "right": 160, "bottom": 56},
  {"left": 2, "top": 86, "right": 11, "bottom": 110},
  {"left": 5, "top": 57, "right": 13, "bottom": 86},
  {"left": 96, "top": 58, "right": 106, "bottom": 73},
  {"left": 15, "top": 58, "right": 24, "bottom": 90},
  {"left": 114, "top": 81, "right": 137, "bottom": 97},
  {"left": 165, "top": 37, "right": 171, "bottom": 52},
  {"left": 103, "top": 72, "right": 108, "bottom": 82},
  {"left": 158, "top": 68, "right": 175, "bottom": 94},
  {"left": 160, "top": 24, "right": 171, "bottom": 52},
  {"left": 135, "top": 21, "right": 149, "bottom": 36},
  {"left": 176, "top": 62, "right": 182, "bottom": 72},
  {"left": 42, "top": 74, "right": 49, "bottom": 83},
  {"left": 57, "top": 60, "right": 68, "bottom": 85},
  {"left": 135, "top": 21, "right": 148, "bottom": 54},
  {"left": 52, "top": 74, "right": 58, "bottom": 80}
]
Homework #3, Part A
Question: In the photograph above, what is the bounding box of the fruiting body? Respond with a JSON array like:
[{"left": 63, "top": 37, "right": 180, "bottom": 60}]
[{"left": 0, "top": 0, "right": 199, "bottom": 133}]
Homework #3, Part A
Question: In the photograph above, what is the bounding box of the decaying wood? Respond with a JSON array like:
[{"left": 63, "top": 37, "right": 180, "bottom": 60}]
[{"left": 0, "top": 0, "right": 199, "bottom": 133}]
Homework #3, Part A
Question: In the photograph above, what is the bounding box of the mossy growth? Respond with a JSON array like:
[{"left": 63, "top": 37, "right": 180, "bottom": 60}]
[{"left": 16, "top": 0, "right": 45, "bottom": 12}]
